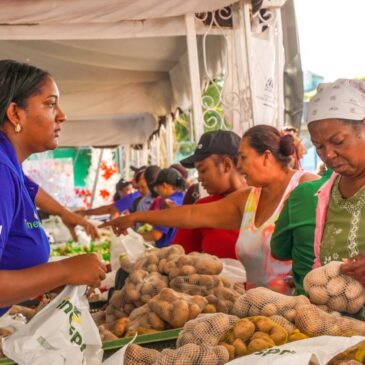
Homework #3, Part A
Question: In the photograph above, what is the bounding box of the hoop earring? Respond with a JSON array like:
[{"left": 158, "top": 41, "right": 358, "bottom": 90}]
[{"left": 14, "top": 123, "right": 22, "bottom": 133}]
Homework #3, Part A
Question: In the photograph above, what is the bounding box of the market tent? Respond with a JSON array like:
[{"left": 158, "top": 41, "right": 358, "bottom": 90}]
[{"left": 0, "top": 0, "right": 234, "bottom": 146}]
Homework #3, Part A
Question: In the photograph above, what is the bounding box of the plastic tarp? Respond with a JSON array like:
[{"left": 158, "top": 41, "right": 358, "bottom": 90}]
[{"left": 0, "top": 0, "right": 234, "bottom": 145}]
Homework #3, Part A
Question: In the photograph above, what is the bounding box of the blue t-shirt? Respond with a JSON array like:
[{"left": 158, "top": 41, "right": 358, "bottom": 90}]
[
  {"left": 154, "top": 191, "right": 184, "bottom": 248},
  {"left": 0, "top": 132, "right": 50, "bottom": 315},
  {"left": 114, "top": 191, "right": 140, "bottom": 212}
]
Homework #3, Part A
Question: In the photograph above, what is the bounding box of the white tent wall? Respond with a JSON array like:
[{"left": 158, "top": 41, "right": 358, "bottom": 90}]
[{"left": 0, "top": 0, "right": 288, "bottom": 165}]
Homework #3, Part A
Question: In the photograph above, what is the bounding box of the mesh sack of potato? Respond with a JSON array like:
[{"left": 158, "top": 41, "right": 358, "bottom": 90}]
[
  {"left": 148, "top": 288, "right": 207, "bottom": 328},
  {"left": 295, "top": 303, "right": 365, "bottom": 337},
  {"left": 219, "top": 316, "right": 288, "bottom": 361},
  {"left": 123, "top": 269, "right": 169, "bottom": 305},
  {"left": 268, "top": 315, "right": 309, "bottom": 341},
  {"left": 303, "top": 261, "right": 365, "bottom": 314},
  {"left": 105, "top": 289, "right": 131, "bottom": 323},
  {"left": 169, "top": 274, "right": 231, "bottom": 296},
  {"left": 204, "top": 287, "right": 241, "bottom": 314},
  {"left": 127, "top": 304, "right": 168, "bottom": 333},
  {"left": 154, "top": 343, "right": 229, "bottom": 365},
  {"left": 124, "top": 343, "right": 161, "bottom": 365},
  {"left": 159, "top": 252, "right": 223, "bottom": 279},
  {"left": 120, "top": 245, "right": 185, "bottom": 274},
  {"left": 177, "top": 313, "right": 239, "bottom": 347},
  {"left": 231, "top": 287, "right": 310, "bottom": 322}
]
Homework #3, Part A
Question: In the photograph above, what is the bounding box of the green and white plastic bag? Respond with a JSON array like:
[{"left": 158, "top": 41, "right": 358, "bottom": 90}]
[{"left": 2, "top": 285, "right": 103, "bottom": 365}]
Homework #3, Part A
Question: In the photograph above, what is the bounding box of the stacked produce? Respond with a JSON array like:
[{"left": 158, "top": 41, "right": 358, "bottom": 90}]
[
  {"left": 99, "top": 245, "right": 245, "bottom": 338},
  {"left": 304, "top": 261, "right": 365, "bottom": 314}
]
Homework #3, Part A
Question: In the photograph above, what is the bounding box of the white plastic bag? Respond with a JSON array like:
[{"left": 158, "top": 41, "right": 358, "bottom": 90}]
[
  {"left": 110, "top": 228, "right": 146, "bottom": 271},
  {"left": 101, "top": 334, "right": 136, "bottom": 365},
  {"left": 220, "top": 258, "right": 247, "bottom": 283},
  {"left": 226, "top": 336, "right": 365, "bottom": 365},
  {"left": 3, "top": 285, "right": 103, "bottom": 365}
]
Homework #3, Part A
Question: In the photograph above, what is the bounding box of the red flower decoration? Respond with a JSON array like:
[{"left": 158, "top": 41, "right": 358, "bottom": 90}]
[{"left": 99, "top": 189, "right": 110, "bottom": 200}]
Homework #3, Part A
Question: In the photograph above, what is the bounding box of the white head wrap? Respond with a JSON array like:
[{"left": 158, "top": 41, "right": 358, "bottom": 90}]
[{"left": 306, "top": 78, "right": 365, "bottom": 124}]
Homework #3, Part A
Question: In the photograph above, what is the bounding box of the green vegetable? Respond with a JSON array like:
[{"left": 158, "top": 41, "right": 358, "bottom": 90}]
[{"left": 137, "top": 224, "right": 154, "bottom": 234}]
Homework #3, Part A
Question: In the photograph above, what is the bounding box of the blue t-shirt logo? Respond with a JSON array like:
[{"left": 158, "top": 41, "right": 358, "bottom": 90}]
[{"left": 25, "top": 211, "right": 42, "bottom": 229}]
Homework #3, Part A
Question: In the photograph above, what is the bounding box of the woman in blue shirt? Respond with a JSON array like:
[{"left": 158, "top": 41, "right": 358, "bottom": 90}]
[
  {"left": 139, "top": 168, "right": 185, "bottom": 247},
  {"left": 0, "top": 59, "right": 106, "bottom": 314}
]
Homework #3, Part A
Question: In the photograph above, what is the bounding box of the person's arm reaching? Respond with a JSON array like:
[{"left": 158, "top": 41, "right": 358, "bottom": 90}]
[
  {"left": 99, "top": 189, "right": 248, "bottom": 235},
  {"left": 75, "top": 204, "right": 120, "bottom": 219},
  {"left": 0, "top": 254, "right": 107, "bottom": 308},
  {"left": 35, "top": 187, "right": 99, "bottom": 241}
]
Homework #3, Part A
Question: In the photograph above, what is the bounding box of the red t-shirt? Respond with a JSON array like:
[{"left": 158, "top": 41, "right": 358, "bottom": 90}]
[{"left": 172, "top": 195, "right": 239, "bottom": 259}]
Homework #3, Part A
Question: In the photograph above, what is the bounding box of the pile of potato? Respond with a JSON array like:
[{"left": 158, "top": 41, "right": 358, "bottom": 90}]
[
  {"left": 219, "top": 316, "right": 288, "bottom": 361},
  {"left": 231, "top": 287, "right": 310, "bottom": 321},
  {"left": 295, "top": 303, "right": 365, "bottom": 337},
  {"left": 124, "top": 344, "right": 161, "bottom": 365},
  {"left": 148, "top": 288, "right": 207, "bottom": 328},
  {"left": 204, "top": 287, "right": 241, "bottom": 314},
  {"left": 304, "top": 261, "right": 365, "bottom": 314}
]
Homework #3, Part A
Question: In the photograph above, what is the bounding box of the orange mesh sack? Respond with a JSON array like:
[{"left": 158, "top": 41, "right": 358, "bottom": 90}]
[
  {"left": 148, "top": 288, "right": 207, "bottom": 328},
  {"left": 124, "top": 343, "right": 161, "bottom": 365},
  {"left": 219, "top": 316, "right": 288, "bottom": 361},
  {"left": 127, "top": 304, "right": 168, "bottom": 333},
  {"left": 303, "top": 261, "right": 365, "bottom": 314},
  {"left": 231, "top": 287, "right": 310, "bottom": 322},
  {"left": 177, "top": 313, "right": 239, "bottom": 347},
  {"left": 159, "top": 252, "right": 223, "bottom": 279},
  {"left": 123, "top": 270, "right": 168, "bottom": 305},
  {"left": 154, "top": 343, "right": 229, "bottom": 365},
  {"left": 295, "top": 303, "right": 365, "bottom": 336}
]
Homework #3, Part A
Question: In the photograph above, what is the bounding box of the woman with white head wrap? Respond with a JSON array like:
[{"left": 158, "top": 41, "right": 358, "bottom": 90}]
[{"left": 307, "top": 79, "right": 365, "bottom": 293}]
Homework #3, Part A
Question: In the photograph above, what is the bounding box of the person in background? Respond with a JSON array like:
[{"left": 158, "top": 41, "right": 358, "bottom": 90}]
[
  {"left": 143, "top": 165, "right": 161, "bottom": 211},
  {"left": 100, "top": 125, "right": 318, "bottom": 293},
  {"left": 77, "top": 169, "right": 144, "bottom": 218},
  {"left": 0, "top": 59, "right": 106, "bottom": 314},
  {"left": 113, "top": 178, "right": 133, "bottom": 202},
  {"left": 281, "top": 126, "right": 307, "bottom": 170},
  {"left": 139, "top": 168, "right": 185, "bottom": 247},
  {"left": 173, "top": 130, "right": 247, "bottom": 259}
]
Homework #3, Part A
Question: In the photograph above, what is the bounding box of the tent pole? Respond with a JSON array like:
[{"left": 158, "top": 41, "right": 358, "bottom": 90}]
[
  {"left": 185, "top": 14, "right": 204, "bottom": 141},
  {"left": 166, "top": 114, "right": 174, "bottom": 165},
  {"left": 242, "top": 1, "right": 258, "bottom": 127},
  {"left": 90, "top": 148, "right": 104, "bottom": 208}
]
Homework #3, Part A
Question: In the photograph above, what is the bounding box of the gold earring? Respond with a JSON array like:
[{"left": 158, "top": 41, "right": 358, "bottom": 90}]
[{"left": 15, "top": 123, "right": 22, "bottom": 133}]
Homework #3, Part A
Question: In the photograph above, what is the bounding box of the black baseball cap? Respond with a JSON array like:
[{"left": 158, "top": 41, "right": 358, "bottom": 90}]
[{"left": 180, "top": 130, "right": 241, "bottom": 168}]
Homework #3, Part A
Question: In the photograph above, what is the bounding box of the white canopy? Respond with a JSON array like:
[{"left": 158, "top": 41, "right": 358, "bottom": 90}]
[{"left": 0, "top": 0, "right": 234, "bottom": 146}]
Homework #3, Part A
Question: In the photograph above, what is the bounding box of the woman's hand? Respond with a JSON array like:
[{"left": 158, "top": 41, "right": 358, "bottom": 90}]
[
  {"left": 341, "top": 253, "right": 365, "bottom": 285},
  {"left": 61, "top": 210, "right": 99, "bottom": 241},
  {"left": 59, "top": 254, "right": 107, "bottom": 288},
  {"left": 99, "top": 214, "right": 136, "bottom": 236}
]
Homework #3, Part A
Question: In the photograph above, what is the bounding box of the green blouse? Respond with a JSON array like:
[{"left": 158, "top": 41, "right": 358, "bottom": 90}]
[
  {"left": 320, "top": 176, "right": 365, "bottom": 265},
  {"left": 271, "top": 170, "right": 332, "bottom": 295}
]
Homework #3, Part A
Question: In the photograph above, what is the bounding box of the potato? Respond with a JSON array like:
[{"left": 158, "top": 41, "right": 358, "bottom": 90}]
[
  {"left": 262, "top": 303, "right": 278, "bottom": 316},
  {"left": 180, "top": 265, "right": 196, "bottom": 276},
  {"left": 100, "top": 328, "right": 118, "bottom": 341},
  {"left": 270, "top": 315, "right": 296, "bottom": 334},
  {"left": 232, "top": 338, "right": 248, "bottom": 357},
  {"left": 147, "top": 312, "right": 166, "bottom": 331},
  {"left": 346, "top": 295, "right": 365, "bottom": 314},
  {"left": 233, "top": 319, "right": 256, "bottom": 341},
  {"left": 327, "top": 295, "right": 348, "bottom": 312},
  {"left": 327, "top": 276, "right": 346, "bottom": 296},
  {"left": 346, "top": 283, "right": 364, "bottom": 300},
  {"left": 255, "top": 317, "right": 275, "bottom": 333},
  {"left": 203, "top": 304, "right": 217, "bottom": 313},
  {"left": 325, "top": 261, "right": 341, "bottom": 278},
  {"left": 283, "top": 309, "right": 297, "bottom": 322},
  {"left": 251, "top": 331, "right": 275, "bottom": 346},
  {"left": 248, "top": 338, "right": 274, "bottom": 353},
  {"left": 288, "top": 331, "right": 309, "bottom": 342},
  {"left": 126, "top": 288, "right": 141, "bottom": 302},
  {"left": 113, "top": 317, "right": 128, "bottom": 337},
  {"left": 220, "top": 342, "right": 235, "bottom": 360},
  {"left": 189, "top": 303, "right": 203, "bottom": 318},
  {"left": 270, "top": 326, "right": 287, "bottom": 345},
  {"left": 308, "top": 285, "right": 329, "bottom": 305},
  {"left": 171, "top": 301, "right": 190, "bottom": 328}
]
